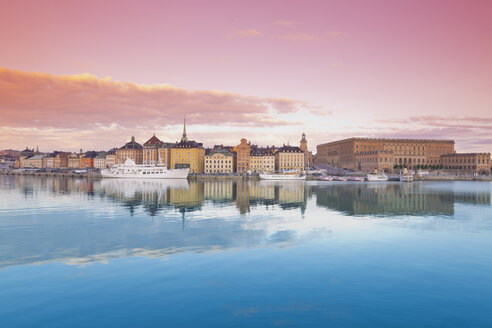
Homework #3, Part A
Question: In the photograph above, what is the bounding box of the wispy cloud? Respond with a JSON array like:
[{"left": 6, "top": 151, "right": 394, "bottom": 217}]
[
  {"left": 326, "top": 30, "right": 349, "bottom": 39},
  {"left": 232, "top": 29, "right": 264, "bottom": 38}
]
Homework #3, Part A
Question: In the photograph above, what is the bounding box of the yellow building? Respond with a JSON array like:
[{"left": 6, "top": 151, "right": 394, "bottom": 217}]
[
  {"left": 22, "top": 154, "right": 45, "bottom": 168},
  {"left": 116, "top": 136, "right": 143, "bottom": 164},
  {"left": 275, "top": 145, "right": 305, "bottom": 172},
  {"left": 250, "top": 147, "right": 275, "bottom": 173},
  {"left": 68, "top": 153, "right": 81, "bottom": 168},
  {"left": 317, "top": 138, "right": 455, "bottom": 171},
  {"left": 54, "top": 152, "right": 69, "bottom": 169},
  {"left": 170, "top": 121, "right": 205, "bottom": 173},
  {"left": 205, "top": 148, "right": 234, "bottom": 173}
]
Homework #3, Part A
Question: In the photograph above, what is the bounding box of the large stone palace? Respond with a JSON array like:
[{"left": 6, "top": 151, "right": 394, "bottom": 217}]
[{"left": 316, "top": 138, "right": 455, "bottom": 172}]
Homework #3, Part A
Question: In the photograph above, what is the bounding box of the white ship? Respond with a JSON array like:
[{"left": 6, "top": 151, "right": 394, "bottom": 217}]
[
  {"left": 259, "top": 169, "right": 306, "bottom": 180},
  {"left": 101, "top": 158, "right": 189, "bottom": 179},
  {"left": 367, "top": 173, "right": 389, "bottom": 182}
]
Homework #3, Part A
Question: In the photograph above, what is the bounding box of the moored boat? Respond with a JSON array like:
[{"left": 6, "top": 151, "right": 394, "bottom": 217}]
[
  {"left": 320, "top": 175, "right": 333, "bottom": 181},
  {"left": 367, "top": 173, "right": 389, "bottom": 182},
  {"left": 348, "top": 176, "right": 365, "bottom": 182},
  {"left": 399, "top": 169, "right": 414, "bottom": 182},
  {"left": 333, "top": 176, "right": 348, "bottom": 181},
  {"left": 101, "top": 158, "right": 190, "bottom": 179},
  {"left": 259, "top": 169, "right": 306, "bottom": 180}
]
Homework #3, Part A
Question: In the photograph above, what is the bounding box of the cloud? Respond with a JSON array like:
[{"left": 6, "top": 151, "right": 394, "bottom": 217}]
[
  {"left": 275, "top": 20, "right": 297, "bottom": 27},
  {"left": 232, "top": 29, "right": 263, "bottom": 38},
  {"left": 281, "top": 32, "right": 324, "bottom": 42},
  {"left": 0, "top": 67, "right": 314, "bottom": 130},
  {"left": 0, "top": 67, "right": 324, "bottom": 150},
  {"left": 326, "top": 30, "right": 349, "bottom": 39}
]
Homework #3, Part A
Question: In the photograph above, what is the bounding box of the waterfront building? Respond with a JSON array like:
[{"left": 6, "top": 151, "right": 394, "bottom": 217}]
[
  {"left": 235, "top": 138, "right": 251, "bottom": 173},
  {"left": 143, "top": 134, "right": 173, "bottom": 167},
  {"left": 44, "top": 155, "right": 55, "bottom": 168},
  {"left": 94, "top": 152, "right": 107, "bottom": 169},
  {"left": 23, "top": 154, "right": 45, "bottom": 168},
  {"left": 275, "top": 145, "right": 305, "bottom": 172},
  {"left": 80, "top": 152, "right": 98, "bottom": 168},
  {"left": 170, "top": 120, "right": 205, "bottom": 173},
  {"left": 68, "top": 153, "right": 80, "bottom": 168},
  {"left": 299, "top": 133, "right": 314, "bottom": 168},
  {"left": 250, "top": 147, "right": 275, "bottom": 173},
  {"left": 440, "top": 153, "right": 491, "bottom": 174},
  {"left": 54, "top": 152, "right": 69, "bottom": 169},
  {"left": 204, "top": 148, "right": 234, "bottom": 173},
  {"left": 316, "top": 138, "right": 455, "bottom": 172},
  {"left": 105, "top": 148, "right": 118, "bottom": 168},
  {"left": 116, "top": 136, "right": 143, "bottom": 164},
  {"left": 354, "top": 150, "right": 394, "bottom": 172}
]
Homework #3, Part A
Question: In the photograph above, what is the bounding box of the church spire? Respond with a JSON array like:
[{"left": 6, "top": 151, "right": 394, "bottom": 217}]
[{"left": 181, "top": 116, "right": 188, "bottom": 142}]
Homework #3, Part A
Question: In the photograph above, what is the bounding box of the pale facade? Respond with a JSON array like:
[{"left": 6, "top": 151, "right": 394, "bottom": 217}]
[
  {"left": 142, "top": 134, "right": 172, "bottom": 167},
  {"left": 440, "top": 153, "right": 491, "bottom": 174},
  {"left": 23, "top": 155, "right": 45, "bottom": 168},
  {"left": 250, "top": 148, "right": 275, "bottom": 173},
  {"left": 275, "top": 146, "right": 305, "bottom": 172},
  {"left": 105, "top": 149, "right": 117, "bottom": 168},
  {"left": 204, "top": 149, "right": 234, "bottom": 173},
  {"left": 317, "top": 138, "right": 455, "bottom": 171},
  {"left": 116, "top": 136, "right": 143, "bottom": 164},
  {"left": 44, "top": 156, "right": 55, "bottom": 168},
  {"left": 94, "top": 152, "right": 107, "bottom": 169}
]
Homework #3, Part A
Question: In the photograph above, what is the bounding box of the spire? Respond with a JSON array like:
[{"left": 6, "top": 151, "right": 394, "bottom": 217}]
[{"left": 181, "top": 116, "right": 188, "bottom": 142}]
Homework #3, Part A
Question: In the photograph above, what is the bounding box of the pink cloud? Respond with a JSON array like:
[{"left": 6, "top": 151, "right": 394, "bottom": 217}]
[
  {"left": 232, "top": 29, "right": 264, "bottom": 38},
  {"left": 275, "top": 20, "right": 297, "bottom": 27},
  {"left": 0, "top": 67, "right": 316, "bottom": 130}
]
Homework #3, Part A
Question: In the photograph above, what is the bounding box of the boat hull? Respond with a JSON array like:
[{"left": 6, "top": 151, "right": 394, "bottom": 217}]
[
  {"left": 101, "top": 168, "right": 190, "bottom": 179},
  {"left": 259, "top": 174, "right": 306, "bottom": 180}
]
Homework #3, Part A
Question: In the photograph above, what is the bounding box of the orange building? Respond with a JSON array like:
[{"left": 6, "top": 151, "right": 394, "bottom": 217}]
[
  {"left": 80, "top": 152, "right": 97, "bottom": 168},
  {"left": 235, "top": 138, "right": 251, "bottom": 173}
]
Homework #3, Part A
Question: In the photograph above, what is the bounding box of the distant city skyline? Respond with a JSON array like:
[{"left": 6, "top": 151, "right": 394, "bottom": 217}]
[{"left": 1, "top": 0, "right": 491, "bottom": 152}]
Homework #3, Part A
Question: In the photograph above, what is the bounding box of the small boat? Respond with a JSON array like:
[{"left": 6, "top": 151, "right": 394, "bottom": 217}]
[
  {"left": 259, "top": 169, "right": 306, "bottom": 180},
  {"left": 320, "top": 175, "right": 333, "bottom": 181},
  {"left": 101, "top": 158, "right": 190, "bottom": 179},
  {"left": 333, "top": 176, "right": 348, "bottom": 181},
  {"left": 399, "top": 174, "right": 414, "bottom": 182},
  {"left": 399, "top": 169, "right": 414, "bottom": 182},
  {"left": 367, "top": 173, "right": 389, "bottom": 182},
  {"left": 348, "top": 176, "right": 365, "bottom": 182}
]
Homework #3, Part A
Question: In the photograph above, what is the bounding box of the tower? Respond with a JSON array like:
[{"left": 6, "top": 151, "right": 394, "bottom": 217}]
[
  {"left": 181, "top": 116, "right": 188, "bottom": 143},
  {"left": 300, "top": 132, "right": 307, "bottom": 152}
]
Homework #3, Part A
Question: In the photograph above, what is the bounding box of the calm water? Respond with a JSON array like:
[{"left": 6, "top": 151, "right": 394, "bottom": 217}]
[{"left": 1, "top": 176, "right": 491, "bottom": 327}]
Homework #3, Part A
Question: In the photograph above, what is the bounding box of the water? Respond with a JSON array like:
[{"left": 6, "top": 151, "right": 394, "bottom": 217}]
[{"left": 1, "top": 176, "right": 491, "bottom": 327}]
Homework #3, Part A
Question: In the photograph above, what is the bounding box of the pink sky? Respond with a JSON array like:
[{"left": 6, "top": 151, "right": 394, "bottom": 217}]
[{"left": 0, "top": 0, "right": 491, "bottom": 152}]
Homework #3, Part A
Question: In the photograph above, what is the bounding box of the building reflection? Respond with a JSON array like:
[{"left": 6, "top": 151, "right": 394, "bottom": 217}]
[
  {"left": 1, "top": 175, "right": 491, "bottom": 270},
  {"left": 2, "top": 176, "right": 490, "bottom": 218},
  {"left": 314, "top": 183, "right": 490, "bottom": 216}
]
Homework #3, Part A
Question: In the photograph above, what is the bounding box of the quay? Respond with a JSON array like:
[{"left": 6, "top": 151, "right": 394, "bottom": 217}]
[{"left": 1, "top": 170, "right": 491, "bottom": 181}]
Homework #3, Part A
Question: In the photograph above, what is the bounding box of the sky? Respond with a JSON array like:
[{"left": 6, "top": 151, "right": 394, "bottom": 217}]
[{"left": 0, "top": 0, "right": 491, "bottom": 153}]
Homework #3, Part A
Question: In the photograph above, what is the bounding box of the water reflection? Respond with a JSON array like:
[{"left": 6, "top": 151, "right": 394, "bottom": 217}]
[{"left": 0, "top": 175, "right": 490, "bottom": 269}]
